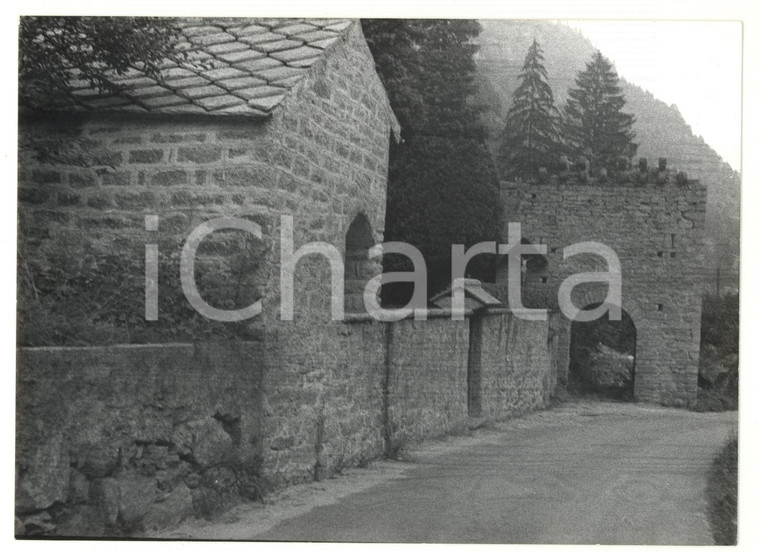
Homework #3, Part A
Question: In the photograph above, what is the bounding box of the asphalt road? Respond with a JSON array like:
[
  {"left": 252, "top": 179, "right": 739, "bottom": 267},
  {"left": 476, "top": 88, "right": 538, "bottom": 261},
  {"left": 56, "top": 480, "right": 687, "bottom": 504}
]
[{"left": 155, "top": 402, "right": 738, "bottom": 544}]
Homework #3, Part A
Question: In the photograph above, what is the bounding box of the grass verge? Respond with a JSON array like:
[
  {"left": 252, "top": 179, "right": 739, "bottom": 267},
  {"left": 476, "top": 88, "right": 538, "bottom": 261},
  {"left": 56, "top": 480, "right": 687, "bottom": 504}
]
[{"left": 706, "top": 435, "right": 738, "bottom": 545}]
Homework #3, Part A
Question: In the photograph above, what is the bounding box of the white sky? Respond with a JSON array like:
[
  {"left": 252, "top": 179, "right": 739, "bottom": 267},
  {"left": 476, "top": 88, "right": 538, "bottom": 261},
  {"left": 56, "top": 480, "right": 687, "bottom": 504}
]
[{"left": 563, "top": 21, "right": 742, "bottom": 171}]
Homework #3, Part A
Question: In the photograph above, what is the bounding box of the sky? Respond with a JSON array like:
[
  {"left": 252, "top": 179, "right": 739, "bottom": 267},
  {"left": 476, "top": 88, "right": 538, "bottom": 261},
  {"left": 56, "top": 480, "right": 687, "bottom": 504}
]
[{"left": 563, "top": 21, "right": 742, "bottom": 171}]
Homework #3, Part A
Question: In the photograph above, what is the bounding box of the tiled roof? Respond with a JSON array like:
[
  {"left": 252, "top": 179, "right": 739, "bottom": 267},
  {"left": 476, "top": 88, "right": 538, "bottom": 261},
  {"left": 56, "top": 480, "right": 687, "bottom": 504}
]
[{"left": 65, "top": 18, "right": 354, "bottom": 118}]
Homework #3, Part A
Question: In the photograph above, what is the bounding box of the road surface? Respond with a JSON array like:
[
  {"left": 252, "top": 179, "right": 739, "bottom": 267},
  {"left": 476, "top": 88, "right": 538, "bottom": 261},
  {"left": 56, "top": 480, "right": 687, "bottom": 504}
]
[{"left": 154, "top": 401, "right": 737, "bottom": 544}]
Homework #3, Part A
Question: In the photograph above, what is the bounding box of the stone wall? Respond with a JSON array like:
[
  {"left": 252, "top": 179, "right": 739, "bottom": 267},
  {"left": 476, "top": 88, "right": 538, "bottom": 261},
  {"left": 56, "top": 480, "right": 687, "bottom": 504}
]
[
  {"left": 476, "top": 311, "right": 558, "bottom": 420},
  {"left": 16, "top": 308, "right": 558, "bottom": 537},
  {"left": 500, "top": 178, "right": 708, "bottom": 406},
  {"left": 17, "top": 22, "right": 393, "bottom": 345},
  {"left": 16, "top": 343, "right": 265, "bottom": 536},
  {"left": 386, "top": 316, "right": 471, "bottom": 450}
]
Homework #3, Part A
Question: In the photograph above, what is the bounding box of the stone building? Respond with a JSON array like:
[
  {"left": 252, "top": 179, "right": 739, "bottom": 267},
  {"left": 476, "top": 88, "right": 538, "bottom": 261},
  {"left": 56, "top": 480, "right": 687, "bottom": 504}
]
[
  {"left": 17, "top": 17, "right": 396, "bottom": 535},
  {"left": 497, "top": 163, "right": 708, "bottom": 407}
]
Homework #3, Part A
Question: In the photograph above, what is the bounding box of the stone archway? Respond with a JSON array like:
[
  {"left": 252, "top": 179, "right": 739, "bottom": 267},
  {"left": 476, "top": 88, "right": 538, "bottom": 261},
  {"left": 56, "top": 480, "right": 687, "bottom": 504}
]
[
  {"left": 344, "top": 213, "right": 376, "bottom": 314},
  {"left": 569, "top": 302, "right": 637, "bottom": 400}
]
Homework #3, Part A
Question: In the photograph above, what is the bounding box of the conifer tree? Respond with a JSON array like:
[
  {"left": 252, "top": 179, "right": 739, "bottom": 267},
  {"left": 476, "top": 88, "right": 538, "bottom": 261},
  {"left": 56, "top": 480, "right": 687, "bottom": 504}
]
[
  {"left": 563, "top": 51, "right": 638, "bottom": 170},
  {"left": 498, "top": 39, "right": 562, "bottom": 180},
  {"left": 362, "top": 20, "right": 501, "bottom": 301}
]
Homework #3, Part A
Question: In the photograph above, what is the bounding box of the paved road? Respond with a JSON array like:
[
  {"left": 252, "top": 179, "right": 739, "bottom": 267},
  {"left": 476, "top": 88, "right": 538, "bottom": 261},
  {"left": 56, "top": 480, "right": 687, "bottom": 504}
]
[{"left": 253, "top": 402, "right": 736, "bottom": 544}]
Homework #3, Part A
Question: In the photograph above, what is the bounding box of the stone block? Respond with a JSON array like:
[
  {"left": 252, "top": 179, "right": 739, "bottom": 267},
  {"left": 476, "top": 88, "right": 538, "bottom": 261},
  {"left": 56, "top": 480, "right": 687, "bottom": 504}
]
[
  {"left": 57, "top": 190, "right": 81, "bottom": 206},
  {"left": 171, "top": 418, "right": 233, "bottom": 468},
  {"left": 141, "top": 483, "right": 193, "bottom": 531},
  {"left": 151, "top": 170, "right": 188, "bottom": 187},
  {"left": 129, "top": 149, "right": 164, "bottom": 164},
  {"left": 95, "top": 473, "right": 157, "bottom": 528},
  {"left": 101, "top": 171, "right": 131, "bottom": 186},
  {"left": 18, "top": 187, "right": 49, "bottom": 205},
  {"left": 16, "top": 431, "right": 70, "bottom": 513},
  {"left": 177, "top": 145, "right": 223, "bottom": 164}
]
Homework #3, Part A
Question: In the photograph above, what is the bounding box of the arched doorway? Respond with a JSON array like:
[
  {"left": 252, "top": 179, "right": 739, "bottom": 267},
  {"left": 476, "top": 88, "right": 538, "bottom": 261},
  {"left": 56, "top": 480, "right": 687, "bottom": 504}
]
[
  {"left": 344, "top": 213, "right": 375, "bottom": 314},
  {"left": 569, "top": 303, "right": 637, "bottom": 400}
]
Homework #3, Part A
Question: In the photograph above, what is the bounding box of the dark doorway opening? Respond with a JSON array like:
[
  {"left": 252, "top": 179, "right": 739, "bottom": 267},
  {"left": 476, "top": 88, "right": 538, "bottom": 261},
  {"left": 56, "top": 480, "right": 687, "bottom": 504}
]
[
  {"left": 569, "top": 303, "right": 636, "bottom": 401},
  {"left": 344, "top": 213, "right": 374, "bottom": 314}
]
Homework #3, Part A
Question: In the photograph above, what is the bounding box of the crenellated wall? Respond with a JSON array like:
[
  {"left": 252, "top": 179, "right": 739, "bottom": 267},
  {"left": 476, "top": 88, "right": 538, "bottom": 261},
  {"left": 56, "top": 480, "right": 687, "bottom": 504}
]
[{"left": 499, "top": 174, "right": 708, "bottom": 406}]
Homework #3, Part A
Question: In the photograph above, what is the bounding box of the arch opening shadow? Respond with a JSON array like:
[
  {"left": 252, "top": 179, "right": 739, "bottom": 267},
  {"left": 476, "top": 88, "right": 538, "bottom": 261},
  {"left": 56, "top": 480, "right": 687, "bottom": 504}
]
[
  {"left": 569, "top": 303, "right": 637, "bottom": 401},
  {"left": 344, "top": 213, "right": 375, "bottom": 314}
]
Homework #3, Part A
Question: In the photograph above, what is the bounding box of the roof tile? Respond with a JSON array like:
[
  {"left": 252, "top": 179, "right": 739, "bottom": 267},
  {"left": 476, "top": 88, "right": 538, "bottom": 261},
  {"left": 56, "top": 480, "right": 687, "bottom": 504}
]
[
  {"left": 167, "top": 76, "right": 210, "bottom": 89},
  {"left": 324, "top": 21, "right": 352, "bottom": 32},
  {"left": 116, "top": 76, "right": 158, "bottom": 89},
  {"left": 140, "top": 95, "right": 191, "bottom": 109},
  {"left": 206, "top": 41, "right": 250, "bottom": 55},
  {"left": 232, "top": 57, "right": 282, "bottom": 72},
  {"left": 160, "top": 67, "right": 197, "bottom": 80},
  {"left": 161, "top": 104, "right": 208, "bottom": 114},
  {"left": 215, "top": 103, "right": 264, "bottom": 115},
  {"left": 310, "top": 36, "right": 341, "bottom": 50},
  {"left": 189, "top": 32, "right": 236, "bottom": 47},
  {"left": 185, "top": 50, "right": 213, "bottom": 62},
  {"left": 195, "top": 95, "right": 246, "bottom": 111},
  {"left": 273, "top": 23, "right": 318, "bottom": 36},
  {"left": 217, "top": 49, "right": 266, "bottom": 64},
  {"left": 271, "top": 75, "right": 303, "bottom": 88},
  {"left": 217, "top": 76, "right": 267, "bottom": 91},
  {"left": 247, "top": 94, "right": 286, "bottom": 112},
  {"left": 257, "top": 65, "right": 306, "bottom": 83},
  {"left": 202, "top": 67, "right": 248, "bottom": 81},
  {"left": 228, "top": 24, "right": 269, "bottom": 38},
  {"left": 52, "top": 17, "right": 356, "bottom": 118},
  {"left": 235, "top": 85, "right": 288, "bottom": 100},
  {"left": 179, "top": 84, "right": 227, "bottom": 99},
  {"left": 270, "top": 45, "right": 323, "bottom": 63},
  {"left": 129, "top": 85, "right": 173, "bottom": 99},
  {"left": 250, "top": 39, "right": 303, "bottom": 54},
  {"left": 288, "top": 55, "right": 321, "bottom": 68},
  {"left": 109, "top": 67, "right": 144, "bottom": 80},
  {"left": 239, "top": 32, "right": 286, "bottom": 46},
  {"left": 294, "top": 29, "right": 340, "bottom": 43}
]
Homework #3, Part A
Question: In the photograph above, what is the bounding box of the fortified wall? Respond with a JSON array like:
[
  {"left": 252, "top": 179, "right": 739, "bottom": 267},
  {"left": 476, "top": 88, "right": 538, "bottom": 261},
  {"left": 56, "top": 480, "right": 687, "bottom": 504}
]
[{"left": 499, "top": 160, "right": 708, "bottom": 406}]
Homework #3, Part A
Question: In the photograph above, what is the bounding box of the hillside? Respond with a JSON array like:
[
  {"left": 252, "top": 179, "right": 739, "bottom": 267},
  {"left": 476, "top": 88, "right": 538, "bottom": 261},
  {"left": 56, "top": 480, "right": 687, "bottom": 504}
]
[{"left": 475, "top": 20, "right": 740, "bottom": 289}]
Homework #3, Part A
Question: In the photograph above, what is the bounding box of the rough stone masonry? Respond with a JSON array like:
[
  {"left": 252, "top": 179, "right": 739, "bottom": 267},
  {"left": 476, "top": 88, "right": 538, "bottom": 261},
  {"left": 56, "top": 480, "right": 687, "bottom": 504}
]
[{"left": 499, "top": 165, "right": 708, "bottom": 407}]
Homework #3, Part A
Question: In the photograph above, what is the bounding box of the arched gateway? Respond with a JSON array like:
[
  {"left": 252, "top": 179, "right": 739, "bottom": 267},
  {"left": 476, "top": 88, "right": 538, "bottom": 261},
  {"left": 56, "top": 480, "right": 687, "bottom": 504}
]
[{"left": 499, "top": 168, "right": 707, "bottom": 407}]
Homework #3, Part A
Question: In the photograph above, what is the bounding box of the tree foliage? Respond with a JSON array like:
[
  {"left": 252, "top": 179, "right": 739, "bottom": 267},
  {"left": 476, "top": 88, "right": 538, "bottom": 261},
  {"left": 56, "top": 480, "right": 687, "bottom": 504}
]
[
  {"left": 19, "top": 16, "right": 182, "bottom": 111},
  {"left": 498, "top": 39, "right": 562, "bottom": 180},
  {"left": 362, "top": 20, "right": 501, "bottom": 299},
  {"left": 363, "top": 19, "right": 483, "bottom": 139},
  {"left": 563, "top": 51, "right": 638, "bottom": 170}
]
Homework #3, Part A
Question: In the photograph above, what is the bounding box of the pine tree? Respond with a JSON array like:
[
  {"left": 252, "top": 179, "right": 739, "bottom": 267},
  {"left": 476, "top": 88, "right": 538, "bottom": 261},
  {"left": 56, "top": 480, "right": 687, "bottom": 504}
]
[
  {"left": 563, "top": 51, "right": 638, "bottom": 170},
  {"left": 498, "top": 39, "right": 562, "bottom": 180},
  {"left": 362, "top": 20, "right": 501, "bottom": 301}
]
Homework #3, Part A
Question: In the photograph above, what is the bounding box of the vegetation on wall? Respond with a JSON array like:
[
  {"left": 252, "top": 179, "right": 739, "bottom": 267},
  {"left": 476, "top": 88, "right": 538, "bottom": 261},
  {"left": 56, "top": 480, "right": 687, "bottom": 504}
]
[
  {"left": 18, "top": 17, "right": 182, "bottom": 164},
  {"left": 19, "top": 16, "right": 181, "bottom": 111},
  {"left": 17, "top": 226, "right": 267, "bottom": 346}
]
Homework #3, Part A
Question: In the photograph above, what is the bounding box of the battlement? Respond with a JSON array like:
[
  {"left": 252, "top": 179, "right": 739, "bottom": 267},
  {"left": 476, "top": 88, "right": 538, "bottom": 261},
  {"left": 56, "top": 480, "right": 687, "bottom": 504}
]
[{"left": 507, "top": 157, "right": 698, "bottom": 187}]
